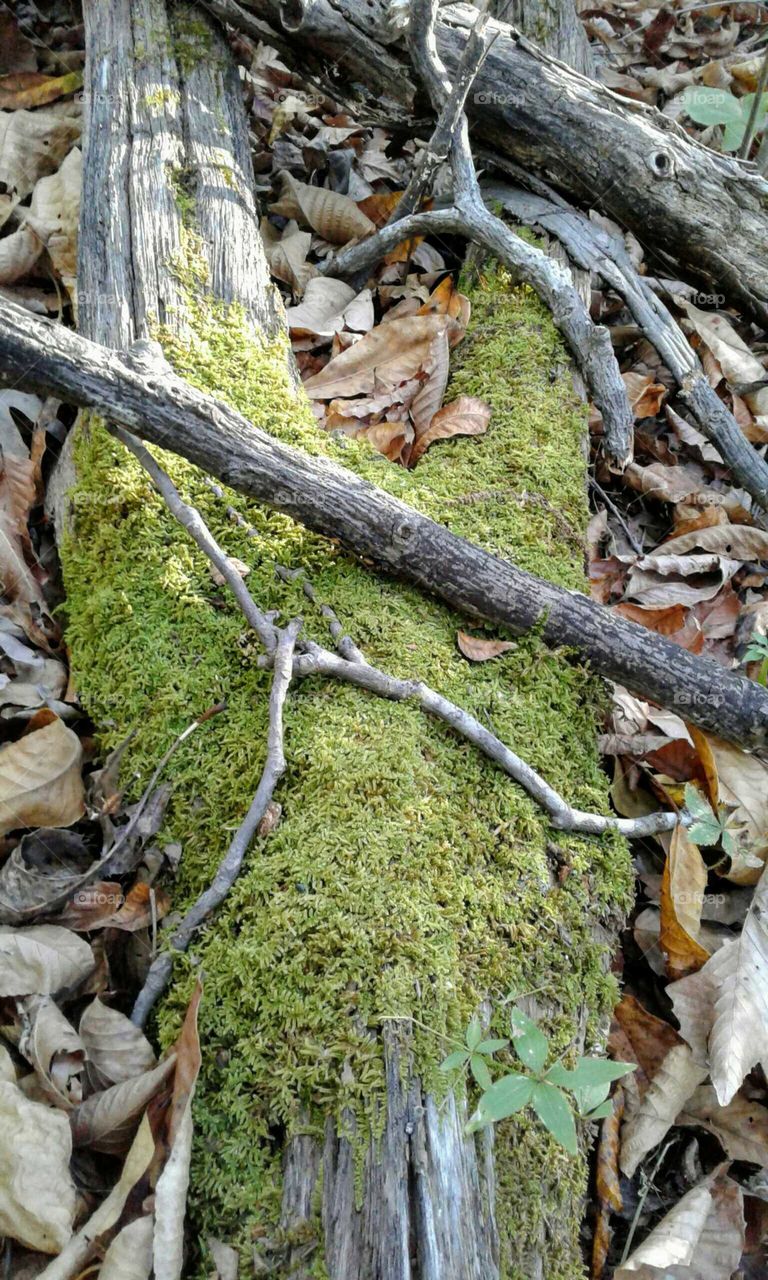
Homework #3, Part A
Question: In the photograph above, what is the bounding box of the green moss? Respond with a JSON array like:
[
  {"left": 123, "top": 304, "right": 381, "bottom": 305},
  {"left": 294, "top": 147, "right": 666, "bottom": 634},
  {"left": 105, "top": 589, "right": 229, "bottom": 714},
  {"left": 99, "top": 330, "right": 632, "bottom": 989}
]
[
  {"left": 60, "top": 267, "right": 631, "bottom": 1276},
  {"left": 141, "top": 86, "right": 181, "bottom": 113}
]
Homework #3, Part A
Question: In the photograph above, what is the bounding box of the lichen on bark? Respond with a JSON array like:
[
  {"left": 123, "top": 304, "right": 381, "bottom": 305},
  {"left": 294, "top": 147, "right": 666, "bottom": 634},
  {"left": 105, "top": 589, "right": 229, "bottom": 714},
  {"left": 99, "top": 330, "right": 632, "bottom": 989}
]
[{"left": 59, "top": 266, "right": 631, "bottom": 1275}]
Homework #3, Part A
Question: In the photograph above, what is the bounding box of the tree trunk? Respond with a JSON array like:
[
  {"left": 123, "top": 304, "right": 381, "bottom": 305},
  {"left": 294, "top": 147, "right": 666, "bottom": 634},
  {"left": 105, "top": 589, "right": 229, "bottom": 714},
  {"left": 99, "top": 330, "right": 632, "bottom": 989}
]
[
  {"left": 59, "top": 2, "right": 630, "bottom": 1275},
  {"left": 496, "top": 0, "right": 594, "bottom": 76},
  {"left": 231, "top": 0, "right": 768, "bottom": 326}
]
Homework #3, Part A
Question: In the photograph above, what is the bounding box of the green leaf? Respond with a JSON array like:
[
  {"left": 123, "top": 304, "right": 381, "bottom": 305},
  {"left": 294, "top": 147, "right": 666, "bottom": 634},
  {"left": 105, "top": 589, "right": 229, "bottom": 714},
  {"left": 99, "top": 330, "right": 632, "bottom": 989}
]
[
  {"left": 530, "top": 1082, "right": 578, "bottom": 1155},
  {"left": 510, "top": 1008, "right": 549, "bottom": 1074},
  {"left": 470, "top": 1053, "right": 493, "bottom": 1091},
  {"left": 476, "top": 1038, "right": 508, "bottom": 1055},
  {"left": 465, "top": 1017, "right": 483, "bottom": 1052},
  {"left": 476, "top": 1072, "right": 534, "bottom": 1123},
  {"left": 585, "top": 1100, "right": 614, "bottom": 1121},
  {"left": 681, "top": 85, "right": 745, "bottom": 127},
  {"left": 440, "top": 1050, "right": 469, "bottom": 1072},
  {"left": 572, "top": 1082, "right": 612, "bottom": 1115},
  {"left": 745, "top": 635, "right": 768, "bottom": 661},
  {"left": 545, "top": 1058, "right": 636, "bottom": 1090},
  {"left": 688, "top": 816, "right": 724, "bottom": 846},
  {"left": 723, "top": 116, "right": 748, "bottom": 151},
  {"left": 721, "top": 828, "right": 737, "bottom": 859},
  {"left": 684, "top": 783, "right": 716, "bottom": 824}
]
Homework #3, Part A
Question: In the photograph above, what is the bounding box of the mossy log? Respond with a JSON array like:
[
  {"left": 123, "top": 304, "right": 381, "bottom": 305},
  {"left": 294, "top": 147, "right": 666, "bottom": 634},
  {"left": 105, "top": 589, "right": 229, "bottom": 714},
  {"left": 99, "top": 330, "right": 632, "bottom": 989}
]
[{"left": 61, "top": 1, "right": 630, "bottom": 1275}]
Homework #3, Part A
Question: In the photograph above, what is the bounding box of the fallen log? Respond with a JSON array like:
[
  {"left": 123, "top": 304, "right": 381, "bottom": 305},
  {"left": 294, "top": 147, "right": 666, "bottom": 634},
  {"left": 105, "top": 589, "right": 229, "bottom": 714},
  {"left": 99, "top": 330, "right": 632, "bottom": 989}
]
[
  {"left": 230, "top": 0, "right": 768, "bottom": 326},
  {"left": 1, "top": 298, "right": 766, "bottom": 750}
]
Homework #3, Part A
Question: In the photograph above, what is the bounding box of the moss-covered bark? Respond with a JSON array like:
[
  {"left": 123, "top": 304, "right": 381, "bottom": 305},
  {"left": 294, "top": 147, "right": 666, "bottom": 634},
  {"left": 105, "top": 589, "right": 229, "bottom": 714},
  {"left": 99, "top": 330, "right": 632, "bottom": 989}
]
[{"left": 60, "top": 266, "right": 630, "bottom": 1276}]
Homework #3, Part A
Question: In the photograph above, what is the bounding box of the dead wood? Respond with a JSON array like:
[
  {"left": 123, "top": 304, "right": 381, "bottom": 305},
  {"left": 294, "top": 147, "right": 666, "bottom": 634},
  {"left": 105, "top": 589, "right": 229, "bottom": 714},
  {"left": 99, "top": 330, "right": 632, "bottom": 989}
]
[
  {"left": 1, "top": 299, "right": 766, "bottom": 751},
  {"left": 233, "top": 0, "right": 768, "bottom": 327}
]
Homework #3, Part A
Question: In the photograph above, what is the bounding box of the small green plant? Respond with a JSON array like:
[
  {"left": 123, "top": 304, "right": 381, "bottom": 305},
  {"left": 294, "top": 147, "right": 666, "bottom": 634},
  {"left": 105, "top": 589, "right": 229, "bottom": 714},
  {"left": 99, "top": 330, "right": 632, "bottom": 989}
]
[
  {"left": 442, "top": 1004, "right": 635, "bottom": 1155},
  {"left": 681, "top": 85, "right": 768, "bottom": 152},
  {"left": 744, "top": 632, "right": 768, "bottom": 686},
  {"left": 683, "top": 782, "right": 742, "bottom": 859}
]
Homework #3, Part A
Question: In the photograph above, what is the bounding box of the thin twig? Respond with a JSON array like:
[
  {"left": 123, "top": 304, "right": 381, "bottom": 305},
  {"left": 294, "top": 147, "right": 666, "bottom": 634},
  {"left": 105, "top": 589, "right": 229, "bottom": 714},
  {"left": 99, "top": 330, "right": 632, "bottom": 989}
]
[
  {"left": 739, "top": 41, "right": 768, "bottom": 159},
  {"left": 131, "top": 618, "right": 301, "bottom": 1027}
]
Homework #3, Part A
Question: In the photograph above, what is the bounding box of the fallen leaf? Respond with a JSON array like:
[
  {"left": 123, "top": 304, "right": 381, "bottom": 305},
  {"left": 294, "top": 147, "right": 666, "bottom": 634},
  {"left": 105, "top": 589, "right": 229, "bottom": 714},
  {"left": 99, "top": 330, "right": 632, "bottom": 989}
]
[
  {"left": 702, "top": 859, "right": 768, "bottom": 1104},
  {"left": 303, "top": 313, "right": 458, "bottom": 399},
  {"left": 409, "top": 394, "right": 490, "bottom": 465},
  {"left": 260, "top": 218, "right": 315, "bottom": 295},
  {"left": 153, "top": 985, "right": 202, "bottom": 1280},
  {"left": 0, "top": 71, "right": 82, "bottom": 111},
  {"left": 71, "top": 1054, "right": 177, "bottom": 1154},
  {"left": 285, "top": 276, "right": 373, "bottom": 337},
  {"left": 623, "top": 370, "right": 668, "bottom": 418},
  {"left": 683, "top": 301, "right": 768, "bottom": 418},
  {"left": 0, "top": 924, "right": 94, "bottom": 996},
  {"left": 18, "top": 994, "right": 85, "bottom": 1107},
  {"left": 659, "top": 825, "right": 709, "bottom": 978},
  {"left": 620, "top": 1044, "right": 708, "bottom": 1177},
  {"left": 27, "top": 147, "right": 81, "bottom": 298},
  {"left": 0, "top": 1079, "right": 76, "bottom": 1252},
  {"left": 457, "top": 631, "right": 516, "bottom": 662},
  {"left": 270, "top": 170, "right": 375, "bottom": 243},
  {"left": 680, "top": 1084, "right": 768, "bottom": 1166},
  {"left": 99, "top": 1215, "right": 154, "bottom": 1280},
  {"left": 79, "top": 997, "right": 157, "bottom": 1092},
  {"left": 0, "top": 104, "right": 80, "bottom": 227},
  {"left": 615, "top": 1164, "right": 744, "bottom": 1278},
  {"left": 667, "top": 964, "right": 719, "bottom": 1065},
  {"left": 0, "top": 828, "right": 99, "bottom": 925},
  {"left": 0, "top": 717, "right": 85, "bottom": 836}
]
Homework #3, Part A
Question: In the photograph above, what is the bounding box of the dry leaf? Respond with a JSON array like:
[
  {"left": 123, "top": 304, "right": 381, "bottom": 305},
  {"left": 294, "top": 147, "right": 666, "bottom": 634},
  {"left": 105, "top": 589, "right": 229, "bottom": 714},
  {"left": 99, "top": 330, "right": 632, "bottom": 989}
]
[
  {"left": 0, "top": 223, "right": 43, "bottom": 286},
  {"left": 99, "top": 1215, "right": 154, "bottom": 1280},
  {"left": 683, "top": 301, "right": 768, "bottom": 417},
  {"left": 0, "top": 924, "right": 94, "bottom": 996},
  {"left": 623, "top": 371, "right": 668, "bottom": 418},
  {"left": 457, "top": 631, "right": 516, "bottom": 662},
  {"left": 702, "top": 859, "right": 768, "bottom": 1105},
  {"left": 0, "top": 717, "right": 85, "bottom": 836},
  {"left": 27, "top": 147, "right": 81, "bottom": 298},
  {"left": 285, "top": 276, "right": 373, "bottom": 337},
  {"left": 0, "top": 71, "right": 82, "bottom": 111},
  {"left": 260, "top": 218, "right": 315, "bottom": 295},
  {"left": 659, "top": 825, "right": 709, "bottom": 979},
  {"left": 679, "top": 1084, "right": 768, "bottom": 1166},
  {"left": 0, "top": 1079, "right": 76, "bottom": 1252},
  {"left": 704, "top": 735, "right": 768, "bottom": 880},
  {"left": 18, "top": 994, "right": 85, "bottom": 1107},
  {"left": 71, "top": 1054, "right": 177, "bottom": 1155},
  {"left": 41, "top": 1112, "right": 156, "bottom": 1280},
  {"left": 303, "top": 313, "right": 457, "bottom": 399},
  {"left": 79, "top": 997, "right": 157, "bottom": 1092},
  {"left": 0, "top": 104, "right": 80, "bottom": 226},
  {"left": 153, "top": 986, "right": 202, "bottom": 1280},
  {"left": 620, "top": 1044, "right": 707, "bottom": 1178},
  {"left": 409, "top": 394, "right": 490, "bottom": 465},
  {"left": 667, "top": 964, "right": 719, "bottom": 1066},
  {"left": 615, "top": 1165, "right": 744, "bottom": 1278},
  {"left": 270, "top": 171, "right": 375, "bottom": 243}
]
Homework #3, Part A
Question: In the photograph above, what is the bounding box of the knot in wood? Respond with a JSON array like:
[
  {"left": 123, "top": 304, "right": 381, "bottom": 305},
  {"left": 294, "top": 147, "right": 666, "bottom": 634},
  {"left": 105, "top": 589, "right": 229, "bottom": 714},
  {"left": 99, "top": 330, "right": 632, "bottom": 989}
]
[
  {"left": 392, "top": 518, "right": 416, "bottom": 548},
  {"left": 647, "top": 148, "right": 675, "bottom": 179}
]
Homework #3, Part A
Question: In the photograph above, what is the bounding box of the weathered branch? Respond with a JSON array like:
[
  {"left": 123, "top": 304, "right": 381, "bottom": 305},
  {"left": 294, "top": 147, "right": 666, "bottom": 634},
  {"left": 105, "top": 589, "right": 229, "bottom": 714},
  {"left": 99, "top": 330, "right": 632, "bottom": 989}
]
[
  {"left": 235, "top": 0, "right": 768, "bottom": 327},
  {"left": 131, "top": 616, "right": 300, "bottom": 1027},
  {"left": 1, "top": 299, "right": 767, "bottom": 751}
]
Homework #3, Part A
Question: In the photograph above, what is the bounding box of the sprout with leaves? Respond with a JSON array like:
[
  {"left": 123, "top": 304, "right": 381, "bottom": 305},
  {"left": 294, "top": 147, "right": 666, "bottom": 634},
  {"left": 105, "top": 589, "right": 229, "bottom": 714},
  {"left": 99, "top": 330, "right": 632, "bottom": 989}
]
[
  {"left": 442, "top": 1003, "right": 635, "bottom": 1155},
  {"left": 681, "top": 85, "right": 768, "bottom": 152},
  {"left": 744, "top": 632, "right": 768, "bottom": 687},
  {"left": 683, "top": 782, "right": 743, "bottom": 862}
]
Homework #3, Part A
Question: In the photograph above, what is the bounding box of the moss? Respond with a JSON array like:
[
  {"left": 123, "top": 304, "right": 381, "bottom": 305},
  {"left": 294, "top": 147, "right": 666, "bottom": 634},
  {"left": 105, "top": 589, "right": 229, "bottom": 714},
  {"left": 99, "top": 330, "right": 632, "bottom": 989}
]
[
  {"left": 60, "top": 267, "right": 631, "bottom": 1276},
  {"left": 141, "top": 86, "right": 181, "bottom": 113}
]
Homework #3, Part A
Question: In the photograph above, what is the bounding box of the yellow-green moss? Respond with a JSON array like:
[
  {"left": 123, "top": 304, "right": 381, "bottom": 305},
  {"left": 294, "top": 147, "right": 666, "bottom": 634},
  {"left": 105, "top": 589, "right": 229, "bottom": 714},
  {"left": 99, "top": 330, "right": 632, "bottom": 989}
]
[{"left": 60, "top": 268, "right": 631, "bottom": 1277}]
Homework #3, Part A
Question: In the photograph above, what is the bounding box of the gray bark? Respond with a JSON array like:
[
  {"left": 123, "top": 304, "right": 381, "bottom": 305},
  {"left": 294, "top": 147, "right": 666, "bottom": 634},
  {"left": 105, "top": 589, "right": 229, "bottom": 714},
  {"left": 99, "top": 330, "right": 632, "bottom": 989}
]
[
  {"left": 3, "top": 299, "right": 768, "bottom": 753},
  {"left": 498, "top": 0, "right": 594, "bottom": 75},
  {"left": 232, "top": 0, "right": 768, "bottom": 326}
]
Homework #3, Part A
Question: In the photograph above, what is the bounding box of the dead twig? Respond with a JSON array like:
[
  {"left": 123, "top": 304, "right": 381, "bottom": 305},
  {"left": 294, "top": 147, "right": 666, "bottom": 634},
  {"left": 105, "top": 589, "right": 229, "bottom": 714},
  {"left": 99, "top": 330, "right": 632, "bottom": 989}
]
[{"left": 131, "top": 619, "right": 301, "bottom": 1027}]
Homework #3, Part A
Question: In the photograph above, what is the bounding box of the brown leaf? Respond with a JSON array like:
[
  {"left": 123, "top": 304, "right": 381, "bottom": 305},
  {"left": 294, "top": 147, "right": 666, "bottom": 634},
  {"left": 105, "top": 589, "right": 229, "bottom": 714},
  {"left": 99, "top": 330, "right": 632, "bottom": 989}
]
[
  {"left": 0, "top": 717, "right": 85, "bottom": 836},
  {"left": 409, "top": 395, "right": 491, "bottom": 465},
  {"left": 18, "top": 994, "right": 85, "bottom": 1107},
  {"left": 0, "top": 71, "right": 82, "bottom": 111},
  {"left": 615, "top": 1165, "right": 744, "bottom": 1279},
  {"left": 457, "top": 631, "right": 516, "bottom": 662},
  {"left": 270, "top": 170, "right": 375, "bottom": 243},
  {"left": 623, "top": 371, "right": 667, "bottom": 419},
  {"left": 79, "top": 997, "right": 157, "bottom": 1092},
  {"left": 0, "top": 1080, "right": 76, "bottom": 1252},
  {"left": 620, "top": 1043, "right": 708, "bottom": 1178},
  {"left": 610, "top": 995, "right": 683, "bottom": 1094},
  {"left": 659, "top": 825, "right": 709, "bottom": 979},
  {"left": 303, "top": 314, "right": 456, "bottom": 400},
  {"left": 70, "top": 1054, "right": 177, "bottom": 1154},
  {"left": 0, "top": 924, "right": 94, "bottom": 996},
  {"left": 680, "top": 1084, "right": 768, "bottom": 1166}
]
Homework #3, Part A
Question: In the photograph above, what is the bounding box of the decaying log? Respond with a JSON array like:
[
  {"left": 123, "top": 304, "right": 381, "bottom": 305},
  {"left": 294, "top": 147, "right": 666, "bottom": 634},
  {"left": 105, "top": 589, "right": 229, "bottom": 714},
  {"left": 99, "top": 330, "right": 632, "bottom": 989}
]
[
  {"left": 2, "top": 299, "right": 767, "bottom": 752},
  {"left": 235, "top": 0, "right": 768, "bottom": 326},
  {"left": 61, "top": 2, "right": 520, "bottom": 1275},
  {"left": 497, "top": 0, "right": 595, "bottom": 76}
]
